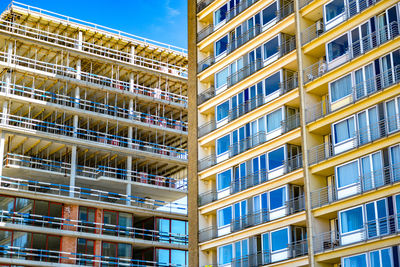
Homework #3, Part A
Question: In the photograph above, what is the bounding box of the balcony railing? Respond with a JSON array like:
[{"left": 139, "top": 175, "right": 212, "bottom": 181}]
[
  {"left": 311, "top": 163, "right": 400, "bottom": 209},
  {"left": 299, "top": 0, "right": 314, "bottom": 9},
  {"left": 198, "top": 74, "right": 298, "bottom": 137},
  {"left": 303, "top": 20, "right": 400, "bottom": 84},
  {"left": 305, "top": 66, "right": 400, "bottom": 123},
  {"left": 0, "top": 176, "right": 187, "bottom": 215},
  {"left": 198, "top": 113, "right": 300, "bottom": 171},
  {"left": 227, "top": 24, "right": 262, "bottom": 54},
  {"left": 0, "top": 244, "right": 182, "bottom": 266},
  {"left": 313, "top": 213, "right": 400, "bottom": 254},
  {"left": 198, "top": 154, "right": 303, "bottom": 206},
  {"left": 0, "top": 19, "right": 188, "bottom": 78},
  {"left": 227, "top": 36, "right": 296, "bottom": 88},
  {"left": 4, "top": 153, "right": 188, "bottom": 191},
  {"left": 0, "top": 82, "right": 188, "bottom": 133},
  {"left": 308, "top": 113, "right": 400, "bottom": 165},
  {"left": 199, "top": 196, "right": 305, "bottom": 242},
  {"left": 197, "top": 24, "right": 214, "bottom": 42},
  {"left": 301, "top": 0, "right": 379, "bottom": 45},
  {"left": 0, "top": 210, "right": 188, "bottom": 244},
  {"left": 197, "top": 55, "right": 215, "bottom": 73},
  {"left": 0, "top": 51, "right": 188, "bottom": 106},
  {"left": 2, "top": 113, "right": 188, "bottom": 160},
  {"left": 198, "top": 86, "right": 215, "bottom": 105},
  {"left": 197, "top": 0, "right": 215, "bottom": 13},
  {"left": 226, "top": 0, "right": 261, "bottom": 23}
]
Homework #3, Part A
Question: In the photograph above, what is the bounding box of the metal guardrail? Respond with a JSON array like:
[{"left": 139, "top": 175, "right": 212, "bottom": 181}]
[
  {"left": 301, "top": 0, "right": 379, "bottom": 45},
  {"left": 198, "top": 55, "right": 215, "bottom": 73},
  {"left": 310, "top": 163, "right": 400, "bottom": 209},
  {"left": 226, "top": 0, "right": 261, "bottom": 23},
  {"left": 0, "top": 244, "right": 181, "bottom": 266},
  {"left": 0, "top": 19, "right": 188, "bottom": 78},
  {"left": 197, "top": 0, "right": 216, "bottom": 13},
  {"left": 198, "top": 113, "right": 300, "bottom": 171},
  {"left": 227, "top": 24, "right": 262, "bottom": 54},
  {"left": 305, "top": 66, "right": 400, "bottom": 123},
  {"left": 3, "top": 153, "right": 188, "bottom": 191},
  {"left": 198, "top": 86, "right": 215, "bottom": 105},
  {"left": 0, "top": 81, "right": 188, "bottom": 133},
  {"left": 199, "top": 196, "right": 305, "bottom": 242},
  {"left": 299, "top": 0, "right": 314, "bottom": 9},
  {"left": 303, "top": 20, "right": 400, "bottom": 84},
  {"left": 313, "top": 213, "right": 400, "bottom": 254},
  {"left": 0, "top": 210, "right": 188, "bottom": 244},
  {"left": 308, "top": 113, "right": 400, "bottom": 165},
  {"left": 197, "top": 24, "right": 214, "bottom": 42},
  {"left": 0, "top": 51, "right": 188, "bottom": 106},
  {"left": 0, "top": 176, "right": 187, "bottom": 215},
  {"left": 2, "top": 113, "right": 188, "bottom": 160}
]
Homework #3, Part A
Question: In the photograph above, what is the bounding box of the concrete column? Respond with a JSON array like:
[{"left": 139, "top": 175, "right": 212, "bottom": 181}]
[
  {"left": 2, "top": 101, "right": 8, "bottom": 124},
  {"left": 130, "top": 45, "right": 135, "bottom": 64},
  {"left": 7, "top": 41, "right": 12, "bottom": 64},
  {"left": 126, "top": 156, "right": 132, "bottom": 205},
  {"left": 69, "top": 145, "right": 77, "bottom": 197},
  {"left": 129, "top": 72, "right": 135, "bottom": 93},
  {"left": 76, "top": 59, "right": 81, "bottom": 80},
  {"left": 77, "top": 31, "right": 83, "bottom": 51},
  {"left": 0, "top": 131, "right": 6, "bottom": 179},
  {"left": 5, "top": 70, "right": 11, "bottom": 95},
  {"left": 60, "top": 204, "right": 79, "bottom": 264}
]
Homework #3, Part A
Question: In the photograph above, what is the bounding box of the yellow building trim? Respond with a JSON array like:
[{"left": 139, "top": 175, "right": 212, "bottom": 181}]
[
  {"left": 263, "top": 256, "right": 309, "bottom": 267},
  {"left": 308, "top": 84, "right": 400, "bottom": 134},
  {"left": 198, "top": 51, "right": 297, "bottom": 110},
  {"left": 200, "top": 169, "right": 304, "bottom": 214},
  {"left": 310, "top": 133, "right": 400, "bottom": 175},
  {"left": 315, "top": 235, "right": 400, "bottom": 262},
  {"left": 199, "top": 89, "right": 299, "bottom": 145},
  {"left": 199, "top": 127, "right": 301, "bottom": 179},
  {"left": 313, "top": 182, "right": 400, "bottom": 217},
  {"left": 199, "top": 212, "right": 306, "bottom": 250},
  {"left": 300, "top": 0, "right": 327, "bottom": 17},
  {"left": 197, "top": 0, "right": 227, "bottom": 22},
  {"left": 306, "top": 36, "right": 400, "bottom": 94}
]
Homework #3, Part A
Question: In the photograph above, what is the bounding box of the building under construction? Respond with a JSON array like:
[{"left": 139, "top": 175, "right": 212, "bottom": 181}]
[{"left": 0, "top": 2, "right": 188, "bottom": 266}]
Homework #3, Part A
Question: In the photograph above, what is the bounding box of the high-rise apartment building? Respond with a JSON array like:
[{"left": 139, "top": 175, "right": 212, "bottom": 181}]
[
  {"left": 188, "top": 0, "right": 400, "bottom": 266},
  {"left": 0, "top": 2, "right": 188, "bottom": 266}
]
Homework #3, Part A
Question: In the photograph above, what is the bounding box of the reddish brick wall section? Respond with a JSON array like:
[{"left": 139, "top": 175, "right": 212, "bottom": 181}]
[{"left": 60, "top": 204, "right": 79, "bottom": 264}]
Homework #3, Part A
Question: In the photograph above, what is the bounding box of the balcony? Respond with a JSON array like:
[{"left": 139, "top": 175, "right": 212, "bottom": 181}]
[
  {"left": 198, "top": 113, "right": 300, "bottom": 172},
  {"left": 305, "top": 65, "right": 400, "bottom": 123},
  {"left": 198, "top": 154, "right": 303, "bottom": 206},
  {"left": 199, "top": 196, "right": 305, "bottom": 243},
  {"left": 0, "top": 51, "right": 188, "bottom": 106},
  {"left": 301, "top": 0, "right": 380, "bottom": 45},
  {"left": 0, "top": 210, "right": 188, "bottom": 245},
  {"left": 227, "top": 36, "right": 296, "bottom": 88},
  {"left": 2, "top": 113, "right": 188, "bottom": 161},
  {"left": 197, "top": 0, "right": 215, "bottom": 13},
  {"left": 313, "top": 213, "right": 400, "bottom": 254},
  {"left": 198, "top": 74, "right": 298, "bottom": 137},
  {"left": 0, "top": 19, "right": 188, "bottom": 79},
  {"left": 197, "top": 86, "right": 215, "bottom": 106},
  {"left": 0, "top": 176, "right": 187, "bottom": 215},
  {"left": 308, "top": 113, "right": 400, "bottom": 165},
  {"left": 310, "top": 163, "right": 400, "bottom": 209},
  {"left": 303, "top": 20, "right": 400, "bottom": 84}
]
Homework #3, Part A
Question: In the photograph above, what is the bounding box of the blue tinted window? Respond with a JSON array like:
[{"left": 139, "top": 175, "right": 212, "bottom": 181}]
[
  {"left": 271, "top": 228, "right": 289, "bottom": 251},
  {"left": 217, "top": 169, "right": 232, "bottom": 191},
  {"left": 216, "top": 101, "right": 230, "bottom": 121},
  {"left": 262, "top": 2, "right": 277, "bottom": 26},
  {"left": 265, "top": 72, "right": 281, "bottom": 96},
  {"left": 340, "top": 207, "right": 363, "bottom": 233},
  {"left": 218, "top": 244, "right": 233, "bottom": 264},
  {"left": 215, "top": 35, "right": 228, "bottom": 57},
  {"left": 264, "top": 36, "right": 279, "bottom": 60},
  {"left": 268, "top": 147, "right": 285, "bottom": 170},
  {"left": 217, "top": 135, "right": 230, "bottom": 155},
  {"left": 343, "top": 254, "right": 367, "bottom": 267},
  {"left": 218, "top": 206, "right": 232, "bottom": 227},
  {"left": 269, "top": 187, "right": 286, "bottom": 210},
  {"left": 214, "top": 4, "right": 227, "bottom": 26},
  {"left": 171, "top": 250, "right": 186, "bottom": 266}
]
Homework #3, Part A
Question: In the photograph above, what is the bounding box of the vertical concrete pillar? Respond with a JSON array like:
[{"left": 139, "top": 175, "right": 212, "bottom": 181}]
[
  {"left": 76, "top": 59, "right": 81, "bottom": 80},
  {"left": 94, "top": 240, "right": 102, "bottom": 267},
  {"left": 130, "top": 45, "right": 135, "bottom": 64},
  {"left": 2, "top": 101, "right": 8, "bottom": 124},
  {"left": 7, "top": 41, "right": 12, "bottom": 64},
  {"left": 77, "top": 31, "right": 83, "bottom": 51},
  {"left": 69, "top": 146, "right": 77, "bottom": 197},
  {"left": 5, "top": 70, "right": 11, "bottom": 95},
  {"left": 0, "top": 131, "right": 6, "bottom": 178}
]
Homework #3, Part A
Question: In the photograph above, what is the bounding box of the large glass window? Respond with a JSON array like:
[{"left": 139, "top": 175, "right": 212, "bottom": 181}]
[
  {"left": 171, "top": 249, "right": 187, "bottom": 266},
  {"left": 268, "top": 147, "right": 285, "bottom": 171},
  {"left": 327, "top": 34, "right": 349, "bottom": 62},
  {"left": 330, "top": 74, "right": 352, "bottom": 102},
  {"left": 333, "top": 117, "right": 355, "bottom": 144},
  {"left": 263, "top": 36, "right": 279, "bottom": 60},
  {"left": 215, "top": 35, "right": 228, "bottom": 57},
  {"left": 396, "top": 194, "right": 400, "bottom": 227},
  {"left": 217, "top": 169, "right": 232, "bottom": 191},
  {"left": 214, "top": 4, "right": 227, "bottom": 26},
  {"left": 271, "top": 228, "right": 289, "bottom": 252},
  {"left": 264, "top": 72, "right": 281, "bottom": 96},
  {"left": 216, "top": 100, "right": 230, "bottom": 122},
  {"left": 324, "top": 0, "right": 345, "bottom": 23},
  {"left": 266, "top": 109, "right": 282, "bottom": 132},
  {"left": 217, "top": 134, "right": 230, "bottom": 155},
  {"left": 343, "top": 254, "right": 367, "bottom": 267},
  {"left": 217, "top": 206, "right": 232, "bottom": 227},
  {"left": 269, "top": 187, "right": 286, "bottom": 210},
  {"left": 340, "top": 206, "right": 363, "bottom": 233},
  {"left": 218, "top": 244, "right": 233, "bottom": 265},
  {"left": 262, "top": 2, "right": 277, "bottom": 26},
  {"left": 216, "top": 67, "right": 229, "bottom": 89},
  {"left": 336, "top": 160, "right": 359, "bottom": 188}
]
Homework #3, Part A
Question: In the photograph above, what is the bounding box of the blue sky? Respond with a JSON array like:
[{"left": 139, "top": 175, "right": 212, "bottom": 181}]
[{"left": 0, "top": 0, "right": 188, "bottom": 49}]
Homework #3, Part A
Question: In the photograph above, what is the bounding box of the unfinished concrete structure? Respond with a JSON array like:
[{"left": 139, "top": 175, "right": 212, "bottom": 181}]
[{"left": 0, "top": 2, "right": 188, "bottom": 266}]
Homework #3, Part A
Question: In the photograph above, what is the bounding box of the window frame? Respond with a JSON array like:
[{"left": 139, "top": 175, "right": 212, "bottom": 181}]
[
  {"left": 332, "top": 115, "right": 356, "bottom": 145},
  {"left": 339, "top": 204, "right": 365, "bottom": 235}
]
